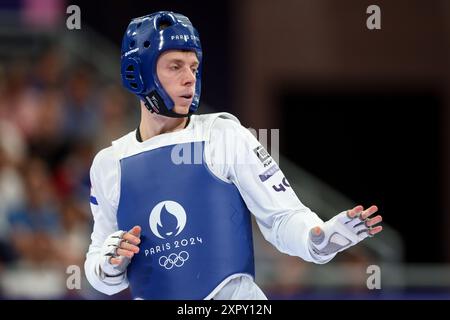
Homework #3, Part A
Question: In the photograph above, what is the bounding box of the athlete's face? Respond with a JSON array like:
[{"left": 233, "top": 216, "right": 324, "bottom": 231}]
[{"left": 157, "top": 50, "right": 199, "bottom": 115}]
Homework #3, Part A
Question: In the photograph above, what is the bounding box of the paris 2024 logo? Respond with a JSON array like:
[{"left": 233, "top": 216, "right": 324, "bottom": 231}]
[{"left": 146, "top": 200, "right": 203, "bottom": 269}]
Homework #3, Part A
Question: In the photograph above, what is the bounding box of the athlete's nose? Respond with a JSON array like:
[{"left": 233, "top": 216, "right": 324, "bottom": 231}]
[{"left": 181, "top": 67, "right": 196, "bottom": 87}]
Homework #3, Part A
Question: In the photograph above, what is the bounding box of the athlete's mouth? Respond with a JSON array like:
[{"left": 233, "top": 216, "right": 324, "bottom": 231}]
[{"left": 180, "top": 94, "right": 193, "bottom": 99}]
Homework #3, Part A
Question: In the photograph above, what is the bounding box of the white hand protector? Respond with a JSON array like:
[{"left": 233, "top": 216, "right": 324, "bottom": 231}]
[
  {"left": 96, "top": 230, "right": 130, "bottom": 284},
  {"left": 308, "top": 211, "right": 373, "bottom": 263}
]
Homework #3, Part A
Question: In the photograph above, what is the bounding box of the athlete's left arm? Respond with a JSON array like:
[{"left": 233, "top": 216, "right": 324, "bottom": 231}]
[{"left": 206, "top": 117, "right": 382, "bottom": 264}]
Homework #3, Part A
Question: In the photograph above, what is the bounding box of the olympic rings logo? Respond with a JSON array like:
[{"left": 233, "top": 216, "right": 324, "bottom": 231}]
[{"left": 158, "top": 251, "right": 189, "bottom": 269}]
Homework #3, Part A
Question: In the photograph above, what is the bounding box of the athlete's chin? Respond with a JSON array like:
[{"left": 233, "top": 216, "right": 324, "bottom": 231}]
[{"left": 173, "top": 105, "right": 190, "bottom": 115}]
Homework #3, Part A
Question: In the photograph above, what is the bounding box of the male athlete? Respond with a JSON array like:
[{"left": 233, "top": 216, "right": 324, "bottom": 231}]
[{"left": 84, "top": 11, "right": 382, "bottom": 299}]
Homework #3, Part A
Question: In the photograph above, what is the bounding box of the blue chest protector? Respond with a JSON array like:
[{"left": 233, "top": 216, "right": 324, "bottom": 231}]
[{"left": 117, "top": 141, "right": 255, "bottom": 299}]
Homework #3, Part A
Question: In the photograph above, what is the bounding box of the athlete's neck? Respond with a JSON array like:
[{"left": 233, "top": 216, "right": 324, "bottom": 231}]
[{"left": 138, "top": 103, "right": 189, "bottom": 141}]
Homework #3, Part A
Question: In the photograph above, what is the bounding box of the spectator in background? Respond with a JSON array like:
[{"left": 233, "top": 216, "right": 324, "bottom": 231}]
[
  {"left": 62, "top": 64, "right": 100, "bottom": 143},
  {"left": 28, "top": 88, "right": 69, "bottom": 169},
  {"left": 0, "top": 119, "right": 26, "bottom": 265},
  {"left": 7, "top": 158, "right": 62, "bottom": 265},
  {"left": 95, "top": 84, "right": 137, "bottom": 150}
]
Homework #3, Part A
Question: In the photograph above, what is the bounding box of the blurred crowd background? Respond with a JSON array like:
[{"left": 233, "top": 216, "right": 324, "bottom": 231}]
[{"left": 0, "top": 0, "right": 449, "bottom": 299}]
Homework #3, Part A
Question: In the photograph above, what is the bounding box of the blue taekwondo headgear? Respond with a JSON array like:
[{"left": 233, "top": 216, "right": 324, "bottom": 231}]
[{"left": 120, "top": 11, "right": 202, "bottom": 118}]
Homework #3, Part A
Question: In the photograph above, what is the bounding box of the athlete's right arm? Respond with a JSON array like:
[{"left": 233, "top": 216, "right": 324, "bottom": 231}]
[{"left": 84, "top": 147, "right": 140, "bottom": 295}]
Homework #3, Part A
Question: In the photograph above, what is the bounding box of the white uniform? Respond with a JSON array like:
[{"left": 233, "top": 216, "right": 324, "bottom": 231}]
[{"left": 85, "top": 112, "right": 327, "bottom": 299}]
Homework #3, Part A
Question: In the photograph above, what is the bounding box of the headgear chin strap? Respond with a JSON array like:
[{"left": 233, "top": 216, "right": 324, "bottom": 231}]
[
  {"left": 143, "top": 91, "right": 189, "bottom": 118},
  {"left": 120, "top": 11, "right": 202, "bottom": 118}
]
